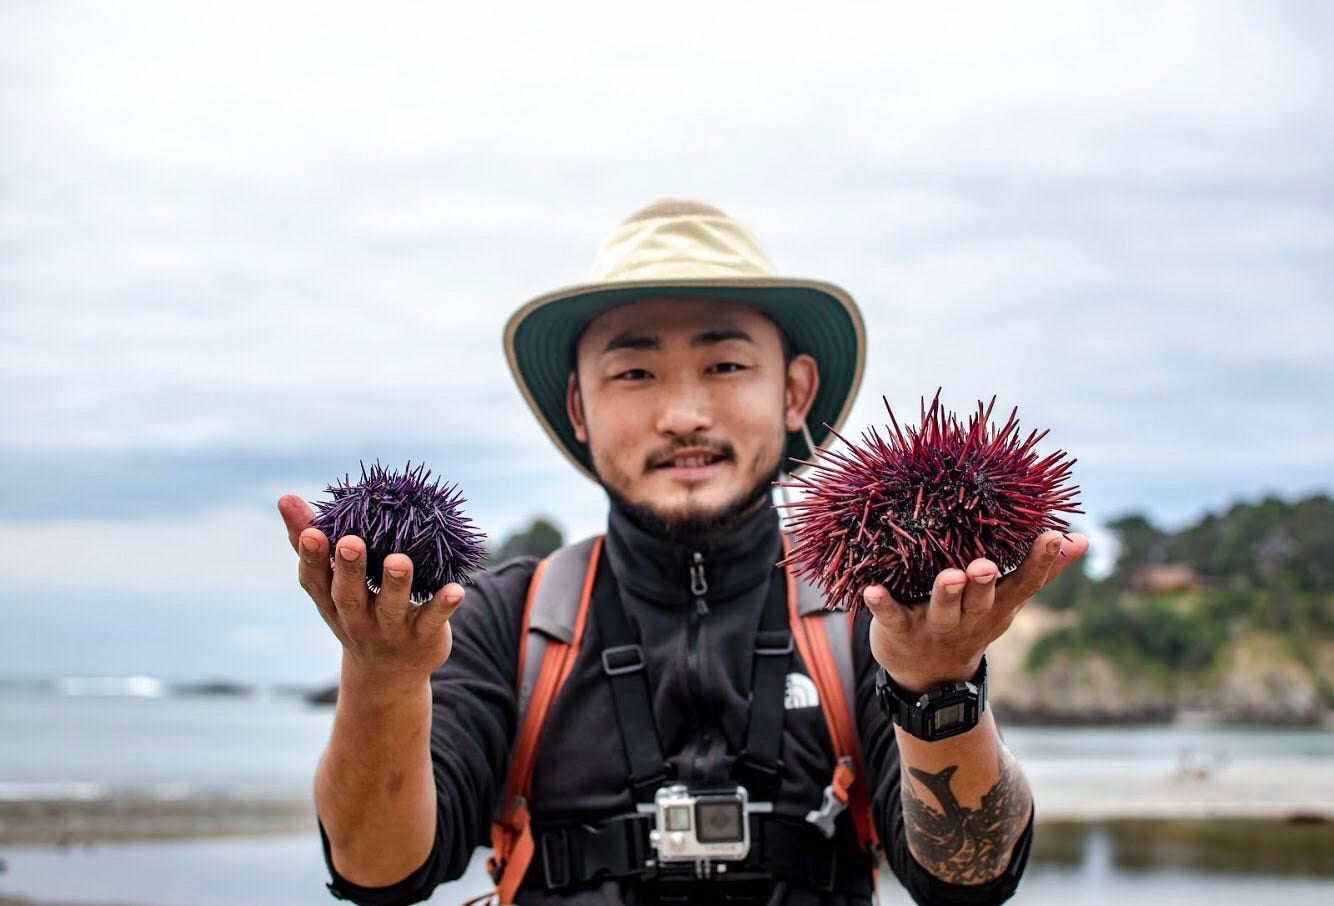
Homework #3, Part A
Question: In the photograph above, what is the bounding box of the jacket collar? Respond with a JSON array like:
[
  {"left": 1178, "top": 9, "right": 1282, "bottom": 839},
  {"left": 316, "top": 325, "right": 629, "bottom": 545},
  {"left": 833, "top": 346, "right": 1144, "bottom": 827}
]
[{"left": 603, "top": 500, "right": 783, "bottom": 605}]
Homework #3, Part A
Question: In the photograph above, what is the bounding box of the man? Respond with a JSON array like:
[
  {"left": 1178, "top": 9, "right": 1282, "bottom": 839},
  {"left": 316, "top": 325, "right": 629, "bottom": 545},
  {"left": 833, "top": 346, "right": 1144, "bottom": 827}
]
[{"left": 278, "top": 199, "right": 1089, "bottom": 905}]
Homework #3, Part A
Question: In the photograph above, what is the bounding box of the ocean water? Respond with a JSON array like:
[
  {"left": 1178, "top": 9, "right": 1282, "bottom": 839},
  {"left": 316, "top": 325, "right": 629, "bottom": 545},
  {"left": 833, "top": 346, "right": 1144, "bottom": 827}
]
[
  {"left": 1, "top": 682, "right": 1332, "bottom": 904},
  {"left": 2, "top": 833, "right": 1332, "bottom": 905},
  {"left": 0, "top": 683, "right": 330, "bottom": 800},
  {"left": 4, "top": 682, "right": 1333, "bottom": 797}
]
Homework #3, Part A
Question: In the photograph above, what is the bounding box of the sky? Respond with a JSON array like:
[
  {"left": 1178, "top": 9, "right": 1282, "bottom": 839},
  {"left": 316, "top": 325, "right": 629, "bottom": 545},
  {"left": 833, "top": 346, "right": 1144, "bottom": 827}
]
[{"left": 2, "top": 0, "right": 1331, "bottom": 684}]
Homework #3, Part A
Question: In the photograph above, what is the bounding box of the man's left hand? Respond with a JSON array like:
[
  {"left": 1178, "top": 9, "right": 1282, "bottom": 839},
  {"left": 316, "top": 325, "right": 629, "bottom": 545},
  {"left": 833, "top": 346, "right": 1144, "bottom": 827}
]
[{"left": 863, "top": 530, "right": 1089, "bottom": 694}]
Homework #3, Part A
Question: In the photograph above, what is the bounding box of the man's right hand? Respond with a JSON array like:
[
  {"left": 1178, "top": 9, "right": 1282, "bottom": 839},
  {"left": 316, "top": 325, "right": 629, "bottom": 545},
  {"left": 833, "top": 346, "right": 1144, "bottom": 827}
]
[
  {"left": 277, "top": 494, "right": 465, "bottom": 686},
  {"left": 278, "top": 494, "right": 452, "bottom": 887}
]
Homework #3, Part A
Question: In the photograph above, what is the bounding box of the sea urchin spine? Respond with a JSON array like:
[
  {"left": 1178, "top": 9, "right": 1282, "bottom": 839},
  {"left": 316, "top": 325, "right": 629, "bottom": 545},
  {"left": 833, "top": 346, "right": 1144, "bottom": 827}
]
[
  {"left": 779, "top": 391, "right": 1082, "bottom": 612},
  {"left": 310, "top": 461, "right": 487, "bottom": 603}
]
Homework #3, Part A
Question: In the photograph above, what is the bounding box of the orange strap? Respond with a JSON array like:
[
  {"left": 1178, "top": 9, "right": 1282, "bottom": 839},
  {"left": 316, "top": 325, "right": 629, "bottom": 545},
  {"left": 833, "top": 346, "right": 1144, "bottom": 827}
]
[
  {"left": 782, "top": 538, "right": 880, "bottom": 854},
  {"left": 799, "top": 607, "right": 879, "bottom": 851},
  {"left": 487, "top": 537, "right": 603, "bottom": 905}
]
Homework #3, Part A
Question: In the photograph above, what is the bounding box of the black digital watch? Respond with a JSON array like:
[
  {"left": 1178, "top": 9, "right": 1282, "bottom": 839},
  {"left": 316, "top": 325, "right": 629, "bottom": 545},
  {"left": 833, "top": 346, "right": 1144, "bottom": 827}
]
[{"left": 875, "top": 655, "right": 987, "bottom": 741}]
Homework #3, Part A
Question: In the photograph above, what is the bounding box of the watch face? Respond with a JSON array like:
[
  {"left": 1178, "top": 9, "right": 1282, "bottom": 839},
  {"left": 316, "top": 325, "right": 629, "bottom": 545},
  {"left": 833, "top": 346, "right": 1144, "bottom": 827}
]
[
  {"left": 932, "top": 701, "right": 969, "bottom": 734},
  {"left": 878, "top": 663, "right": 986, "bottom": 741}
]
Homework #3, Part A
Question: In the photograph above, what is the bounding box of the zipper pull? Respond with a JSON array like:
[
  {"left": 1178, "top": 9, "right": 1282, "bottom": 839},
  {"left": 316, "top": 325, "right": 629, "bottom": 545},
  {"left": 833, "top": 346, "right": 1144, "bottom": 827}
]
[{"left": 689, "top": 551, "right": 709, "bottom": 598}]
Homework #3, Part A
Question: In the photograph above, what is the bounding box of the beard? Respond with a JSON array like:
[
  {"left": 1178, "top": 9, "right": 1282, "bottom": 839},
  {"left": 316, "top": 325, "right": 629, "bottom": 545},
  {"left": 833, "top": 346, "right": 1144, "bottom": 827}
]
[{"left": 602, "top": 459, "right": 781, "bottom": 546}]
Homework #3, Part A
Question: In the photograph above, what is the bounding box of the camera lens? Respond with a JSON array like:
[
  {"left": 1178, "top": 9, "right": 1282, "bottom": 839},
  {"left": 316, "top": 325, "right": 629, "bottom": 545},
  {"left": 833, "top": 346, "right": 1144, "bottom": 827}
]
[{"left": 695, "top": 800, "right": 744, "bottom": 843}]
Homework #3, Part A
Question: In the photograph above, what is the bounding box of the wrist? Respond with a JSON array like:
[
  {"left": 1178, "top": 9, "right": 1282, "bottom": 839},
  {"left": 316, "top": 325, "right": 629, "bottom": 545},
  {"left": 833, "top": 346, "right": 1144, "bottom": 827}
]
[
  {"left": 876, "top": 655, "right": 988, "bottom": 742},
  {"left": 880, "top": 654, "right": 984, "bottom": 696},
  {"left": 338, "top": 657, "right": 432, "bottom": 707}
]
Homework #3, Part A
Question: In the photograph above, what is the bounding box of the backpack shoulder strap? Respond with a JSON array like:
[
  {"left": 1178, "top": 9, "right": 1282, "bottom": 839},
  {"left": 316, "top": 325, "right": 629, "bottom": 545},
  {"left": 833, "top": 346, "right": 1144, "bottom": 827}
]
[
  {"left": 514, "top": 535, "right": 601, "bottom": 722},
  {"left": 489, "top": 535, "right": 603, "bottom": 905},
  {"left": 786, "top": 558, "right": 880, "bottom": 854},
  {"left": 795, "top": 578, "right": 859, "bottom": 732}
]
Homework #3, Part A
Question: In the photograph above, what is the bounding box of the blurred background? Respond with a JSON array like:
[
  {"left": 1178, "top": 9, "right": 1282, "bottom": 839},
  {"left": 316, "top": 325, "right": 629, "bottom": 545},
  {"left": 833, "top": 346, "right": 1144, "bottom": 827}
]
[{"left": 1, "top": 1, "right": 1330, "bottom": 903}]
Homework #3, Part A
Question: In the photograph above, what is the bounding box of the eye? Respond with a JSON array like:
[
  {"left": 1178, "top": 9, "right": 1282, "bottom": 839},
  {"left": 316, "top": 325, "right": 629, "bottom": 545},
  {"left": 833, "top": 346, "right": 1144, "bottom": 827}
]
[
  {"left": 708, "top": 362, "right": 747, "bottom": 374},
  {"left": 613, "top": 368, "right": 652, "bottom": 381}
]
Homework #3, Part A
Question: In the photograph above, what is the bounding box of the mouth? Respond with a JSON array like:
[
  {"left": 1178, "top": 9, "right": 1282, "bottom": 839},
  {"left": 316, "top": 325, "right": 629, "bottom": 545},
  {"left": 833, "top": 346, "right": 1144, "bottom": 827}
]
[{"left": 651, "top": 447, "right": 730, "bottom": 474}]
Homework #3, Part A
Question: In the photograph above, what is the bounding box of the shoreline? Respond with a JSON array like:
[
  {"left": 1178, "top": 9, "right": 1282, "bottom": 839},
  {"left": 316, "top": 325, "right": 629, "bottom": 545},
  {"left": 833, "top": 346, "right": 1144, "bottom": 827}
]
[
  {"left": 0, "top": 797, "right": 315, "bottom": 847},
  {"left": 1025, "top": 761, "right": 1334, "bottom": 823},
  {"left": 991, "top": 706, "right": 1334, "bottom": 729},
  {"left": 2, "top": 775, "right": 1330, "bottom": 848}
]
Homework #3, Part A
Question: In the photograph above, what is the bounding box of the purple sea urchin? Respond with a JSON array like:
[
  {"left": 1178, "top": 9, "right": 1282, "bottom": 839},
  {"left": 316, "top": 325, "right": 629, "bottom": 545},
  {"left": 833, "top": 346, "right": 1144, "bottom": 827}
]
[
  {"left": 779, "top": 391, "right": 1081, "bottom": 612},
  {"left": 310, "top": 461, "right": 487, "bottom": 603}
]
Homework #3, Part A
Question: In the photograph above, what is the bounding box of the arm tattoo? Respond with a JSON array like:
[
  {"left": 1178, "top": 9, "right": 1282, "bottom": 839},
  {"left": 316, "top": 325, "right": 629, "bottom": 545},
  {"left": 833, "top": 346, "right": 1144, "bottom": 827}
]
[{"left": 901, "top": 754, "right": 1029, "bottom": 884}]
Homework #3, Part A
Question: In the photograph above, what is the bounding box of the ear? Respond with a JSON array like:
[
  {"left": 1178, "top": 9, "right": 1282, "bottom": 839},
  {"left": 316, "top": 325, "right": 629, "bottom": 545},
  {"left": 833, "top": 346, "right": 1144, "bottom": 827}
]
[
  {"left": 566, "top": 372, "right": 589, "bottom": 443},
  {"left": 784, "top": 353, "right": 820, "bottom": 433}
]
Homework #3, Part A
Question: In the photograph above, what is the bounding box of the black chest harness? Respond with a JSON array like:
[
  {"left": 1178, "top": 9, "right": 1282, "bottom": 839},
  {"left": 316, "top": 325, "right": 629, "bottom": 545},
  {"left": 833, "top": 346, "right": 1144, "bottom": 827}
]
[{"left": 521, "top": 549, "right": 872, "bottom": 899}]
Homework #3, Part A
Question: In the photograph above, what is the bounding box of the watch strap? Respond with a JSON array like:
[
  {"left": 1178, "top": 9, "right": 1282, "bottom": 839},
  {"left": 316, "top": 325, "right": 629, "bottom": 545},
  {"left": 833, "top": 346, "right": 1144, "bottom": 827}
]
[{"left": 876, "top": 655, "right": 987, "bottom": 741}]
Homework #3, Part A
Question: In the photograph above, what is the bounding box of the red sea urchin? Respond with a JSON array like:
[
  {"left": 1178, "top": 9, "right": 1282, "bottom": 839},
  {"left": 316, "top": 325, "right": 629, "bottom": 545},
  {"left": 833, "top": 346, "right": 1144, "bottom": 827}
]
[
  {"left": 779, "top": 392, "right": 1081, "bottom": 612},
  {"left": 310, "top": 461, "right": 487, "bottom": 603}
]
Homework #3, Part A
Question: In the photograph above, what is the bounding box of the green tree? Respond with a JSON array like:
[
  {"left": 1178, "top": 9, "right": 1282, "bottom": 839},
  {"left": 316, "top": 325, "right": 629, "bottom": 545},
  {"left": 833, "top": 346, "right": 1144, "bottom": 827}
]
[
  {"left": 492, "top": 516, "right": 564, "bottom": 563},
  {"left": 1289, "top": 494, "right": 1334, "bottom": 592},
  {"left": 1105, "top": 513, "right": 1168, "bottom": 588},
  {"left": 1027, "top": 491, "right": 1334, "bottom": 680},
  {"left": 1036, "top": 550, "right": 1090, "bottom": 610},
  {"left": 1167, "top": 512, "right": 1221, "bottom": 573}
]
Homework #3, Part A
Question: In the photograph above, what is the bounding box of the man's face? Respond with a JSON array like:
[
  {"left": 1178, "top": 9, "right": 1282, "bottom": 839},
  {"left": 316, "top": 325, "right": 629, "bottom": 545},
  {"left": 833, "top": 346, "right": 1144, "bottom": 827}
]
[{"left": 566, "top": 297, "right": 819, "bottom": 542}]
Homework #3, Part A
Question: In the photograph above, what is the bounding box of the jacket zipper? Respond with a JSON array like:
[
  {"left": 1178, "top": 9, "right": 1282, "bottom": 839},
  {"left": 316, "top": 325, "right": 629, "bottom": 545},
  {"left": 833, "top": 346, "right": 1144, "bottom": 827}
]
[{"left": 686, "top": 551, "right": 713, "bottom": 776}]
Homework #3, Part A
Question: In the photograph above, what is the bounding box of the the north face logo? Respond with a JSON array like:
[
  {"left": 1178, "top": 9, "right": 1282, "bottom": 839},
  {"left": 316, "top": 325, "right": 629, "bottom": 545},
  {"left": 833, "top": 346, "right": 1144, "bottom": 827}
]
[{"left": 784, "top": 673, "right": 821, "bottom": 710}]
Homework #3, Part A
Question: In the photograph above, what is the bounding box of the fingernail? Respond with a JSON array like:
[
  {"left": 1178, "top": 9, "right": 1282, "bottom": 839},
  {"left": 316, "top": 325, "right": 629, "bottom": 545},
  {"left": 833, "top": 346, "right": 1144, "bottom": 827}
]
[
  {"left": 1047, "top": 539, "right": 1062, "bottom": 555},
  {"left": 385, "top": 566, "right": 407, "bottom": 579},
  {"left": 975, "top": 572, "right": 996, "bottom": 584},
  {"left": 300, "top": 535, "right": 318, "bottom": 554},
  {"left": 444, "top": 586, "right": 464, "bottom": 605},
  {"left": 944, "top": 582, "right": 966, "bottom": 595},
  {"left": 338, "top": 545, "right": 359, "bottom": 561}
]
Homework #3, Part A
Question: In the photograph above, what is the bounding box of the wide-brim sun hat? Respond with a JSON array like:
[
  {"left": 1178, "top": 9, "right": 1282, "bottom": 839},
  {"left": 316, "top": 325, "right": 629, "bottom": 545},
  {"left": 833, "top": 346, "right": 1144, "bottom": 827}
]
[{"left": 504, "top": 198, "right": 867, "bottom": 482}]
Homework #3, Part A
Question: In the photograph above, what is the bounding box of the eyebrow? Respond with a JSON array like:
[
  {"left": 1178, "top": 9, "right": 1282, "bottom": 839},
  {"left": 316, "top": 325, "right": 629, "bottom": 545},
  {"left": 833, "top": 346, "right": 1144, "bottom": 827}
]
[
  {"left": 601, "top": 326, "right": 755, "bottom": 355},
  {"left": 602, "top": 333, "right": 660, "bottom": 353},
  {"left": 692, "top": 327, "right": 755, "bottom": 347}
]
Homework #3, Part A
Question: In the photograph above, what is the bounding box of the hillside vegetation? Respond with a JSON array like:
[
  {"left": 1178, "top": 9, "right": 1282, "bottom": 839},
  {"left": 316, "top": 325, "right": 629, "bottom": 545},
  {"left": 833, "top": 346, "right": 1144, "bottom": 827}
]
[{"left": 1018, "top": 493, "right": 1334, "bottom": 723}]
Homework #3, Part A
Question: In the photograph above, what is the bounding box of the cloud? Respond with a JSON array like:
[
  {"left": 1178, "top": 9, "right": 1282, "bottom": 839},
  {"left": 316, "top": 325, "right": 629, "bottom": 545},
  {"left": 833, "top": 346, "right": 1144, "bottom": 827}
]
[{"left": 2, "top": 0, "right": 1332, "bottom": 679}]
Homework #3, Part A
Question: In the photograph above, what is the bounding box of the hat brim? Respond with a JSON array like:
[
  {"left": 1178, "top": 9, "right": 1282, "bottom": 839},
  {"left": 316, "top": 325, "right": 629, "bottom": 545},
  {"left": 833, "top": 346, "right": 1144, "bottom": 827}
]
[{"left": 504, "top": 276, "right": 866, "bottom": 482}]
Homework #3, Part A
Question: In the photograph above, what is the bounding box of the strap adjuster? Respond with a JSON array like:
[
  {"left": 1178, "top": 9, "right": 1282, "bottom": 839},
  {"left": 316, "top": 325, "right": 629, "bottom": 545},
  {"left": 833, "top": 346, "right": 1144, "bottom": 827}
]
[
  {"left": 629, "top": 766, "right": 671, "bottom": 801},
  {"left": 754, "top": 630, "right": 793, "bottom": 656},
  {"left": 539, "top": 828, "right": 572, "bottom": 889},
  {"left": 733, "top": 751, "right": 783, "bottom": 803},
  {"left": 601, "top": 644, "right": 645, "bottom": 676}
]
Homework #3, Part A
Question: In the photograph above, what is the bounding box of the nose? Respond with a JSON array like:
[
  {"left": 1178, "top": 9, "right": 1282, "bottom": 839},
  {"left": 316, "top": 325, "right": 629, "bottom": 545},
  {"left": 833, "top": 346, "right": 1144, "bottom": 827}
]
[{"left": 653, "top": 377, "right": 713, "bottom": 438}]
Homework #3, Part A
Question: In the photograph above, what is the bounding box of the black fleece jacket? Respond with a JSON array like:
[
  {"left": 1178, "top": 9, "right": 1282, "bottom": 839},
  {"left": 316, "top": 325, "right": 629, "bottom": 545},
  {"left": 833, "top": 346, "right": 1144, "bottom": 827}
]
[{"left": 322, "top": 503, "right": 1032, "bottom": 905}]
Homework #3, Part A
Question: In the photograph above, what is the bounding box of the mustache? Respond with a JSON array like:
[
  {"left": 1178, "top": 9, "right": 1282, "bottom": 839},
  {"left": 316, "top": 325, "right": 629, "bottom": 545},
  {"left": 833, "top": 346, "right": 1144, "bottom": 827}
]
[{"left": 646, "top": 436, "right": 735, "bottom": 469}]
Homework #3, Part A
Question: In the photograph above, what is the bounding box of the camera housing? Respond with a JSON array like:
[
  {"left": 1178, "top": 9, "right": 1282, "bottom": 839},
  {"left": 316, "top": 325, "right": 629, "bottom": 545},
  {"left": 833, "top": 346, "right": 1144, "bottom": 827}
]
[{"left": 648, "top": 784, "right": 751, "bottom": 863}]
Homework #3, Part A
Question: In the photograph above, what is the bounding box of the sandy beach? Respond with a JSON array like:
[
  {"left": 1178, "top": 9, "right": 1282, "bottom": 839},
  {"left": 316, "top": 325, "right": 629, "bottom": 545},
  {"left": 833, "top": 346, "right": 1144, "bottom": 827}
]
[
  {"left": 0, "top": 796, "right": 314, "bottom": 847},
  {"left": 2, "top": 758, "right": 1330, "bottom": 849},
  {"left": 1028, "top": 760, "right": 1334, "bottom": 822},
  {"left": 0, "top": 757, "right": 1328, "bottom": 848}
]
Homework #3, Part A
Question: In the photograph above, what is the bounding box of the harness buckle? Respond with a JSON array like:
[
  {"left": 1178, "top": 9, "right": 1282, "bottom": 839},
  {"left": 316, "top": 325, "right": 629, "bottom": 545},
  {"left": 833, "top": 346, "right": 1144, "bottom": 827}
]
[
  {"left": 539, "top": 828, "right": 572, "bottom": 889},
  {"left": 601, "top": 644, "right": 645, "bottom": 676},
  {"left": 536, "top": 814, "right": 655, "bottom": 890},
  {"left": 805, "top": 785, "right": 847, "bottom": 840},
  {"left": 805, "top": 757, "right": 854, "bottom": 839}
]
